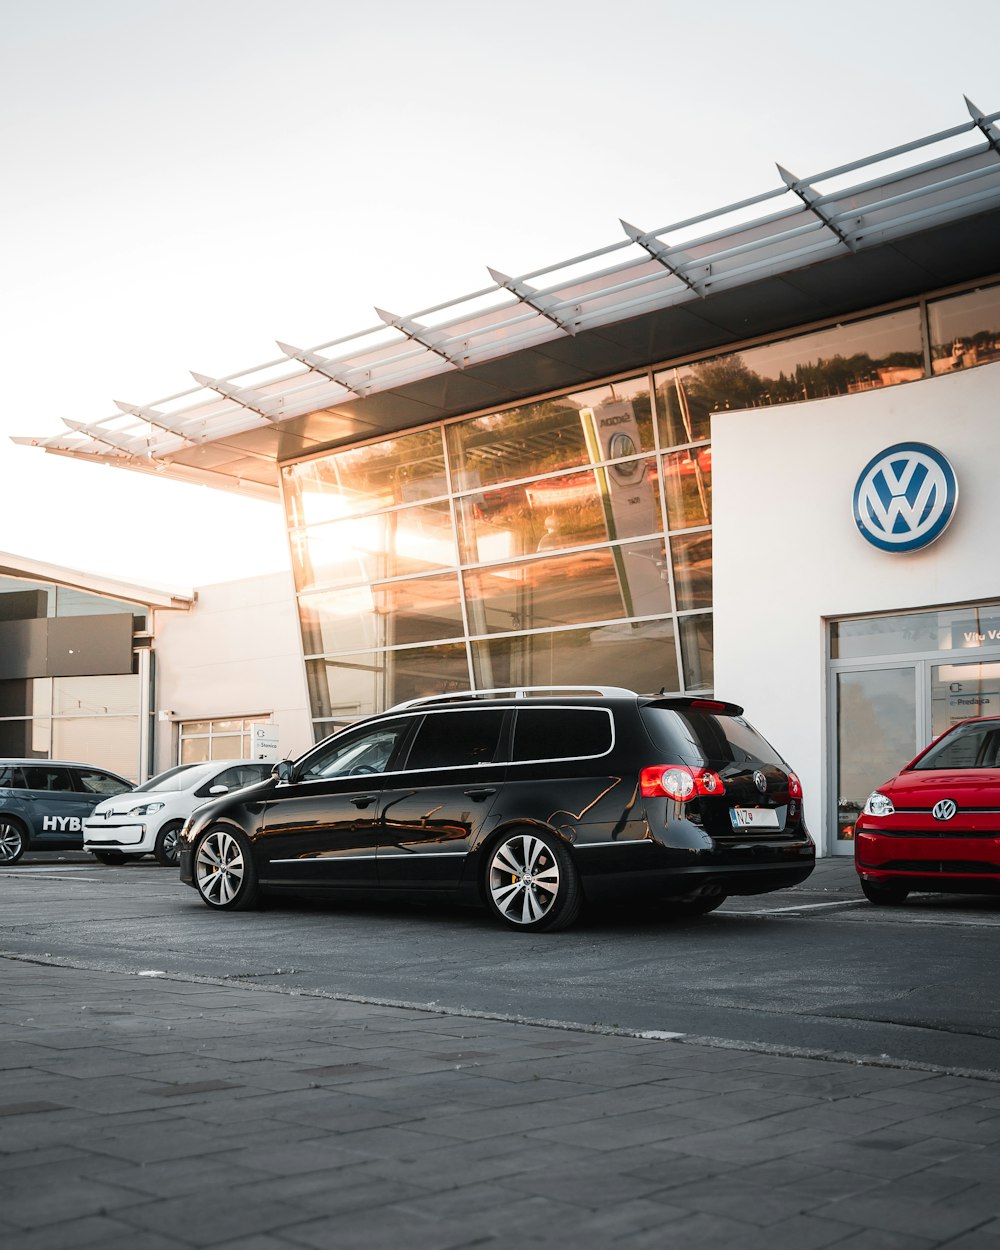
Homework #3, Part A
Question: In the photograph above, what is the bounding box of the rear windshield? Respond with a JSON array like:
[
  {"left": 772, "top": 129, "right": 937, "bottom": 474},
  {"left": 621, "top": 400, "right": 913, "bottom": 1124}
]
[
  {"left": 912, "top": 721, "right": 1000, "bottom": 770},
  {"left": 640, "top": 706, "right": 786, "bottom": 769}
]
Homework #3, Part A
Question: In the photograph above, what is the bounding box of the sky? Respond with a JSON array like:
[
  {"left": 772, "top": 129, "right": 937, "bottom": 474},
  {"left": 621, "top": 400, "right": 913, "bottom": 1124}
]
[{"left": 2, "top": 0, "right": 999, "bottom": 589}]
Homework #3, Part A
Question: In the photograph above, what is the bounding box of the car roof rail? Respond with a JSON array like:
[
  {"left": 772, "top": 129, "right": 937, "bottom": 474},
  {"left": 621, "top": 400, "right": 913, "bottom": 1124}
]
[{"left": 387, "top": 685, "right": 638, "bottom": 711}]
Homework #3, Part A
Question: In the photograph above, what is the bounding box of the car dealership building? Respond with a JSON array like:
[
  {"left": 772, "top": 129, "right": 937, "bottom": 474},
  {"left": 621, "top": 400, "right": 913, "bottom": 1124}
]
[{"left": 15, "top": 100, "right": 1000, "bottom": 857}]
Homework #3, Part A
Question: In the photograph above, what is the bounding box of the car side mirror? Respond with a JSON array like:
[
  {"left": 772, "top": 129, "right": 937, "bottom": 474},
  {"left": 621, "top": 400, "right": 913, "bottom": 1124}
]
[
  {"left": 274, "top": 759, "right": 295, "bottom": 783},
  {"left": 208, "top": 784, "right": 229, "bottom": 795}
]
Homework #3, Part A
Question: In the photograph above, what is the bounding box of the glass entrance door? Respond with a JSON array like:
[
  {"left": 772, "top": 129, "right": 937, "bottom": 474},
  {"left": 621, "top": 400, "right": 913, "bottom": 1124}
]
[{"left": 834, "top": 666, "right": 917, "bottom": 850}]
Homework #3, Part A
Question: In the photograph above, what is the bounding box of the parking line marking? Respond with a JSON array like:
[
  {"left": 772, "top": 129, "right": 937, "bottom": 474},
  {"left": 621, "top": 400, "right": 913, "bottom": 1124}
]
[{"left": 739, "top": 899, "right": 866, "bottom": 915}]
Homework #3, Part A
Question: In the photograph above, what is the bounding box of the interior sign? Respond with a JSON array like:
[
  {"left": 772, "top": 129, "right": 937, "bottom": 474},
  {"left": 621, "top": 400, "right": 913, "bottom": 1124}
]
[{"left": 853, "top": 441, "right": 958, "bottom": 553}]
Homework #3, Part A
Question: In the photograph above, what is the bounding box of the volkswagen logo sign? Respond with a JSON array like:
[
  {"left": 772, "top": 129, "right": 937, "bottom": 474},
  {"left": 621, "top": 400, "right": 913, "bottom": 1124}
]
[
  {"left": 932, "top": 798, "right": 957, "bottom": 821},
  {"left": 753, "top": 770, "right": 767, "bottom": 793},
  {"left": 853, "top": 442, "right": 958, "bottom": 554}
]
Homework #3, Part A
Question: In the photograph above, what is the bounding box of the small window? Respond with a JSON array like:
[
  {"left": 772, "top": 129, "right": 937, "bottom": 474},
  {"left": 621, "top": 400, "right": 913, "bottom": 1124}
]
[
  {"left": 21, "top": 766, "right": 75, "bottom": 792},
  {"left": 300, "top": 719, "right": 410, "bottom": 781},
  {"left": 405, "top": 710, "right": 506, "bottom": 771},
  {"left": 76, "top": 769, "right": 131, "bottom": 796},
  {"left": 511, "top": 708, "right": 613, "bottom": 762}
]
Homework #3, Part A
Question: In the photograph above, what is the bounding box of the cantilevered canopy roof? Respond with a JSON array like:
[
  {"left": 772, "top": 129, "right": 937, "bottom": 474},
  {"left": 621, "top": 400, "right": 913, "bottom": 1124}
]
[
  {"left": 15, "top": 98, "right": 1000, "bottom": 502},
  {"left": 0, "top": 551, "right": 193, "bottom": 610}
]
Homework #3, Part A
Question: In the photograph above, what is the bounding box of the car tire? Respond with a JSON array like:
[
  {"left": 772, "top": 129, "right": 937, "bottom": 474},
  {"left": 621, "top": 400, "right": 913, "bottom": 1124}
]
[
  {"left": 860, "top": 879, "right": 909, "bottom": 906},
  {"left": 0, "top": 819, "right": 27, "bottom": 865},
  {"left": 663, "top": 892, "right": 727, "bottom": 918},
  {"left": 194, "top": 827, "right": 260, "bottom": 911},
  {"left": 93, "top": 850, "right": 130, "bottom": 865},
  {"left": 153, "top": 821, "right": 183, "bottom": 867},
  {"left": 484, "top": 828, "right": 582, "bottom": 932}
]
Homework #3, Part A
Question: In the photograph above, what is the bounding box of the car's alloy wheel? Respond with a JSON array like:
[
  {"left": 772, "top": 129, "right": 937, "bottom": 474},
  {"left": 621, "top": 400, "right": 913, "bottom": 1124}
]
[
  {"left": 195, "top": 828, "right": 259, "bottom": 910},
  {"left": 0, "top": 820, "right": 26, "bottom": 865},
  {"left": 154, "top": 821, "right": 183, "bottom": 867},
  {"left": 485, "top": 830, "right": 581, "bottom": 931}
]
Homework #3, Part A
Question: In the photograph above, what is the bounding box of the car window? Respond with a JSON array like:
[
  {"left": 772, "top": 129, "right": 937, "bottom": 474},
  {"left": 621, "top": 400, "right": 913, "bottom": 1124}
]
[
  {"left": 21, "top": 765, "right": 76, "bottom": 792},
  {"left": 196, "top": 764, "right": 270, "bottom": 797},
  {"left": 0, "top": 766, "right": 26, "bottom": 788},
  {"left": 511, "top": 708, "right": 613, "bottom": 762},
  {"left": 132, "top": 765, "right": 198, "bottom": 794},
  {"left": 299, "top": 720, "right": 410, "bottom": 780},
  {"left": 640, "top": 707, "right": 786, "bottom": 769},
  {"left": 76, "top": 769, "right": 131, "bottom": 796},
  {"left": 405, "top": 710, "right": 506, "bottom": 770},
  {"left": 913, "top": 722, "right": 1000, "bottom": 770}
]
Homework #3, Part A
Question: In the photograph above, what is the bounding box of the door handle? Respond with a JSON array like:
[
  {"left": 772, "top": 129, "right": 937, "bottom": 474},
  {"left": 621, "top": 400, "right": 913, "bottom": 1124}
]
[
  {"left": 464, "top": 787, "right": 497, "bottom": 801},
  {"left": 350, "top": 794, "right": 378, "bottom": 808}
]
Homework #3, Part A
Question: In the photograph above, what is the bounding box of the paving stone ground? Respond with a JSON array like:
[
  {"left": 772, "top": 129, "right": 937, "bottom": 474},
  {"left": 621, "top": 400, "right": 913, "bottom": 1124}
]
[{"left": 2, "top": 943, "right": 1000, "bottom": 1249}]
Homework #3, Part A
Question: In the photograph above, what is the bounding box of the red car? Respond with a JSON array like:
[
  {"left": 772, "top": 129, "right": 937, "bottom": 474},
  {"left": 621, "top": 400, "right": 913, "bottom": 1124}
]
[{"left": 855, "top": 716, "right": 1000, "bottom": 905}]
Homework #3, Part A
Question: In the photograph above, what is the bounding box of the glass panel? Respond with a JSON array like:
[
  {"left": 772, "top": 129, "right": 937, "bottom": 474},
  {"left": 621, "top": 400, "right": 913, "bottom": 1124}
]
[
  {"left": 208, "top": 736, "right": 241, "bottom": 759},
  {"left": 680, "top": 614, "right": 714, "bottom": 691},
  {"left": 299, "top": 574, "right": 465, "bottom": 655},
  {"left": 182, "top": 721, "right": 210, "bottom": 735},
  {"left": 281, "top": 427, "right": 448, "bottom": 525},
  {"left": 290, "top": 501, "right": 456, "bottom": 591},
  {"left": 406, "top": 709, "right": 506, "bottom": 770},
  {"left": 915, "top": 719, "right": 1000, "bottom": 770},
  {"left": 458, "top": 458, "right": 662, "bottom": 563},
  {"left": 931, "top": 660, "right": 1000, "bottom": 739},
  {"left": 181, "top": 738, "right": 210, "bottom": 764},
  {"left": 22, "top": 765, "right": 75, "bottom": 791},
  {"left": 472, "top": 619, "right": 678, "bottom": 694},
  {"left": 836, "top": 667, "right": 916, "bottom": 843},
  {"left": 928, "top": 283, "right": 1000, "bottom": 375},
  {"left": 512, "top": 708, "right": 613, "bottom": 762},
  {"left": 463, "top": 540, "right": 671, "bottom": 636},
  {"left": 831, "top": 602, "right": 1000, "bottom": 659},
  {"left": 300, "top": 719, "right": 410, "bottom": 779},
  {"left": 662, "top": 448, "right": 712, "bottom": 531},
  {"left": 306, "top": 643, "right": 471, "bottom": 721},
  {"left": 671, "top": 531, "right": 712, "bottom": 611},
  {"left": 655, "top": 307, "right": 923, "bottom": 445},
  {"left": 447, "top": 377, "right": 653, "bottom": 492}
]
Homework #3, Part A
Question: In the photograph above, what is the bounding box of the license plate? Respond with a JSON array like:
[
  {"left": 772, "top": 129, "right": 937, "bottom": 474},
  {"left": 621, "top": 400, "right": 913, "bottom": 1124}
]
[{"left": 729, "top": 806, "right": 779, "bottom": 830}]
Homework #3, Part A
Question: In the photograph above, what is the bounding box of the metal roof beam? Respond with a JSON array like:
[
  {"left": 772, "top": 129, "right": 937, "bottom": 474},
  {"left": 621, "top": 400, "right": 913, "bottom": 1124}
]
[
  {"left": 487, "top": 269, "right": 579, "bottom": 335},
  {"left": 374, "top": 309, "right": 467, "bottom": 367},
  {"left": 776, "top": 164, "right": 859, "bottom": 252},
  {"left": 619, "top": 221, "right": 707, "bottom": 294},
  {"left": 189, "top": 372, "right": 284, "bottom": 422},
  {"left": 966, "top": 96, "right": 1000, "bottom": 158},
  {"left": 60, "top": 418, "right": 150, "bottom": 458},
  {"left": 276, "top": 342, "right": 369, "bottom": 397}
]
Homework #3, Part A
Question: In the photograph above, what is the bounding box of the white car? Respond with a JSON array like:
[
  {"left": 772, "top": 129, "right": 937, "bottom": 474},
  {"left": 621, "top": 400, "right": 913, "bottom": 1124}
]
[{"left": 83, "top": 760, "right": 273, "bottom": 866}]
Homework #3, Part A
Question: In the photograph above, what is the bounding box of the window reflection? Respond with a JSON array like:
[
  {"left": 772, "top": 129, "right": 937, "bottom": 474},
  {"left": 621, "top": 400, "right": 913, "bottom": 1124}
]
[
  {"left": 671, "top": 531, "right": 712, "bottom": 611},
  {"left": 282, "top": 427, "right": 448, "bottom": 527},
  {"left": 662, "top": 448, "right": 712, "bottom": 530},
  {"left": 458, "top": 459, "right": 661, "bottom": 563},
  {"left": 472, "top": 619, "right": 678, "bottom": 694},
  {"left": 928, "top": 283, "right": 1000, "bottom": 374},
  {"left": 655, "top": 308, "right": 923, "bottom": 445},
  {"left": 446, "top": 377, "right": 653, "bottom": 492},
  {"left": 464, "top": 540, "right": 671, "bottom": 636},
  {"left": 680, "top": 614, "right": 714, "bottom": 690},
  {"left": 290, "top": 501, "right": 456, "bottom": 590},
  {"left": 831, "top": 602, "right": 1000, "bottom": 659},
  {"left": 300, "top": 575, "right": 466, "bottom": 655},
  {"left": 306, "top": 643, "right": 471, "bottom": 721}
]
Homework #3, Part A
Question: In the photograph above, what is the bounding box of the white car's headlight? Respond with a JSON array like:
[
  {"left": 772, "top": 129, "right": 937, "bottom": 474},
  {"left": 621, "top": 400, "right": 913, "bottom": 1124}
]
[
  {"left": 129, "top": 801, "right": 165, "bottom": 816},
  {"left": 862, "top": 791, "right": 895, "bottom": 817}
]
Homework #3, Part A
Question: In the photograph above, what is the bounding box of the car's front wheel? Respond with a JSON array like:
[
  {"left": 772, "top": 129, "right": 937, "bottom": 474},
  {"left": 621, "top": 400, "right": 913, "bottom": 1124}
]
[
  {"left": 194, "top": 827, "right": 260, "bottom": 910},
  {"left": 0, "top": 819, "right": 27, "bottom": 865},
  {"left": 154, "top": 821, "right": 183, "bottom": 867},
  {"left": 860, "top": 878, "right": 909, "bottom": 906},
  {"left": 484, "top": 829, "right": 582, "bottom": 931}
]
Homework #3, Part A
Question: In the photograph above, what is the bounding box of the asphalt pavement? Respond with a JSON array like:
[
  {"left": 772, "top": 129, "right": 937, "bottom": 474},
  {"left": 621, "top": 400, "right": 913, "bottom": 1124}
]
[{"left": 2, "top": 859, "right": 1000, "bottom": 1249}]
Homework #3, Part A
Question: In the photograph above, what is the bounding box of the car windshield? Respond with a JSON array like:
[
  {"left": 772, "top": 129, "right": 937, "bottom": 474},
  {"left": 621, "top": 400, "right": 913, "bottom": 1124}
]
[
  {"left": 912, "top": 721, "right": 1000, "bottom": 770},
  {"left": 131, "top": 764, "right": 205, "bottom": 794},
  {"left": 640, "top": 706, "right": 787, "bottom": 770}
]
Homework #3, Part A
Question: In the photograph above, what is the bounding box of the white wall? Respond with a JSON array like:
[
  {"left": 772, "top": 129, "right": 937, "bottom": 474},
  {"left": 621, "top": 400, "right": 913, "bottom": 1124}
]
[
  {"left": 152, "top": 570, "right": 311, "bottom": 771},
  {"left": 712, "top": 361, "right": 1000, "bottom": 854}
]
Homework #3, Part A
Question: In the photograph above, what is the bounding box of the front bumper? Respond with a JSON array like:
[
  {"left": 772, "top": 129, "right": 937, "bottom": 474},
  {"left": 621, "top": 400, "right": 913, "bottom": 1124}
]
[
  {"left": 855, "top": 825, "right": 1000, "bottom": 893},
  {"left": 83, "top": 820, "right": 150, "bottom": 852}
]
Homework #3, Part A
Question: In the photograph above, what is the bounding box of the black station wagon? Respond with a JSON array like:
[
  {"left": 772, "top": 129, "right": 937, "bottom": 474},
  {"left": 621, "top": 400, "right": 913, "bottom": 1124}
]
[{"left": 178, "top": 687, "right": 815, "bottom": 930}]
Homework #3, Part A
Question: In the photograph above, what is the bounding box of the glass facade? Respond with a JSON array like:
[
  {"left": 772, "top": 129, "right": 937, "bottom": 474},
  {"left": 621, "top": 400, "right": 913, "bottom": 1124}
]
[
  {"left": 178, "top": 717, "right": 272, "bottom": 764},
  {"left": 284, "top": 280, "right": 1000, "bottom": 738}
]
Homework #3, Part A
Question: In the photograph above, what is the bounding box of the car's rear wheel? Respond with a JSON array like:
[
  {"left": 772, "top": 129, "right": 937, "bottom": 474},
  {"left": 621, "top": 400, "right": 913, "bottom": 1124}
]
[
  {"left": 93, "top": 850, "right": 128, "bottom": 865},
  {"left": 154, "top": 821, "right": 183, "bottom": 867},
  {"left": 194, "top": 827, "right": 259, "bottom": 910},
  {"left": 484, "top": 829, "right": 582, "bottom": 932},
  {"left": 860, "top": 879, "right": 909, "bottom": 906},
  {"left": 0, "top": 819, "right": 27, "bottom": 865}
]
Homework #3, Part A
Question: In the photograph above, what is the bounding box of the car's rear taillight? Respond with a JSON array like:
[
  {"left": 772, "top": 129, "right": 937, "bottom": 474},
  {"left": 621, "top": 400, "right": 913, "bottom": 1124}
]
[
  {"left": 787, "top": 771, "right": 802, "bottom": 798},
  {"left": 640, "top": 765, "right": 726, "bottom": 800}
]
